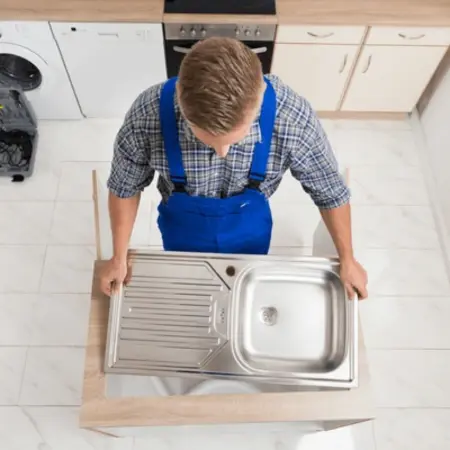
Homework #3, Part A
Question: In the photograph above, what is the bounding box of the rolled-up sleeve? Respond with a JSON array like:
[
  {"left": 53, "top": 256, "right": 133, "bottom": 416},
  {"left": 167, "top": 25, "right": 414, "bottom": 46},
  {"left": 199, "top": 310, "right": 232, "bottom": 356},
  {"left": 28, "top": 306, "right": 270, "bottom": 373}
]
[
  {"left": 290, "top": 109, "right": 350, "bottom": 209},
  {"left": 107, "top": 96, "right": 155, "bottom": 198}
]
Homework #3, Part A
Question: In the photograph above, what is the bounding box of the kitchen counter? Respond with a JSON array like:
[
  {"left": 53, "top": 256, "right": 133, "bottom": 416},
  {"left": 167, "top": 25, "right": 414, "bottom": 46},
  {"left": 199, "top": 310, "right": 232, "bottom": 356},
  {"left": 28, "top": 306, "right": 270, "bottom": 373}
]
[
  {"left": 2, "top": 0, "right": 450, "bottom": 26},
  {"left": 276, "top": 0, "right": 450, "bottom": 27},
  {"left": 0, "top": 0, "right": 164, "bottom": 22},
  {"left": 80, "top": 261, "right": 374, "bottom": 431}
]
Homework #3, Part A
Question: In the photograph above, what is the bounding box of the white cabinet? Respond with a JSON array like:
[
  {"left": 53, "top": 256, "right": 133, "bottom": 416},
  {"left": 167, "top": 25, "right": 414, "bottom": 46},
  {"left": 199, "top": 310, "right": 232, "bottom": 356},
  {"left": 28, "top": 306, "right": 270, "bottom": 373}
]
[
  {"left": 51, "top": 23, "right": 167, "bottom": 118},
  {"left": 276, "top": 25, "right": 366, "bottom": 45},
  {"left": 271, "top": 44, "right": 358, "bottom": 111},
  {"left": 366, "top": 26, "right": 450, "bottom": 46},
  {"left": 342, "top": 45, "right": 447, "bottom": 112}
]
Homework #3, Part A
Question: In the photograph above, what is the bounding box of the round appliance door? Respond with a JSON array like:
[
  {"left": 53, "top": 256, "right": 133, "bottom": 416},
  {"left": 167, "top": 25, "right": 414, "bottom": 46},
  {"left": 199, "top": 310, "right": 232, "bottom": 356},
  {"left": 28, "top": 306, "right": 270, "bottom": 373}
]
[{"left": 0, "top": 43, "right": 51, "bottom": 92}]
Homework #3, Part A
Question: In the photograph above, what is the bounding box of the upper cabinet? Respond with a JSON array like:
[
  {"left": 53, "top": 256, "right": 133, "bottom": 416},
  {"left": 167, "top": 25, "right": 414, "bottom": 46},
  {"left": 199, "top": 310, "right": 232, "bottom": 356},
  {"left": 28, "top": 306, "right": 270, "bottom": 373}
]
[
  {"left": 51, "top": 23, "right": 167, "bottom": 118},
  {"left": 272, "top": 26, "right": 365, "bottom": 111}
]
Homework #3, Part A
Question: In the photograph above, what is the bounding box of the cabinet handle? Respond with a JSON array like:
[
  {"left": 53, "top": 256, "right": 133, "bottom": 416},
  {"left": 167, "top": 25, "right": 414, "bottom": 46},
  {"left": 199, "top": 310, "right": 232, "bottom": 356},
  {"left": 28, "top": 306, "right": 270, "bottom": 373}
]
[
  {"left": 307, "top": 31, "right": 335, "bottom": 39},
  {"left": 362, "top": 55, "right": 372, "bottom": 74},
  {"left": 398, "top": 33, "right": 426, "bottom": 40},
  {"left": 339, "top": 54, "right": 348, "bottom": 74}
]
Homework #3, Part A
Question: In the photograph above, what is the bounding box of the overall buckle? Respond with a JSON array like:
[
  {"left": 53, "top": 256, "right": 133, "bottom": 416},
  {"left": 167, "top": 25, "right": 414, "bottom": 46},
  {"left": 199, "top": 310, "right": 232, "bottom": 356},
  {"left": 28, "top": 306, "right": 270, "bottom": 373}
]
[
  {"left": 171, "top": 176, "right": 187, "bottom": 193},
  {"left": 247, "top": 179, "right": 262, "bottom": 190}
]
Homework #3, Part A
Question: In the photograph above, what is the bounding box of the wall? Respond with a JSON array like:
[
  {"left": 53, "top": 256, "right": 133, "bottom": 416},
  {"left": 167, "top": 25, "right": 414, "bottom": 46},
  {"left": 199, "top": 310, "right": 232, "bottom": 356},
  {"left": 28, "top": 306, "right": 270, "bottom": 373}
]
[{"left": 420, "top": 66, "right": 450, "bottom": 237}]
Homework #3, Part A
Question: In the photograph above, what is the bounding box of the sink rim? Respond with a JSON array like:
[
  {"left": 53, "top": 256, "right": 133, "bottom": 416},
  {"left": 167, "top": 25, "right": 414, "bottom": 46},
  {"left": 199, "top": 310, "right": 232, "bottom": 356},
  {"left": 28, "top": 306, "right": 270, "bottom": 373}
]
[
  {"left": 105, "top": 251, "right": 358, "bottom": 388},
  {"left": 230, "top": 261, "right": 352, "bottom": 379}
]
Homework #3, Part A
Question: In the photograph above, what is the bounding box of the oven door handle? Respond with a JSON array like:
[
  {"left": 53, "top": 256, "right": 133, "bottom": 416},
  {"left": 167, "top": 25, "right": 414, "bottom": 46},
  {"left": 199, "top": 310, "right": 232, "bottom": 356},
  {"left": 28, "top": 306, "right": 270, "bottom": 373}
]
[
  {"left": 173, "top": 45, "right": 268, "bottom": 55},
  {"left": 173, "top": 46, "right": 191, "bottom": 54},
  {"left": 251, "top": 46, "right": 268, "bottom": 55}
]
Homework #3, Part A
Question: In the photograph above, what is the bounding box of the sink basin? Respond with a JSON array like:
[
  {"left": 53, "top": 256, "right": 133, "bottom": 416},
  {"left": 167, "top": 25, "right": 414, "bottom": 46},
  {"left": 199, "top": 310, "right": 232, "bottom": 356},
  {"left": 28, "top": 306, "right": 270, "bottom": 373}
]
[
  {"left": 105, "top": 251, "right": 358, "bottom": 389},
  {"left": 231, "top": 264, "right": 347, "bottom": 376}
]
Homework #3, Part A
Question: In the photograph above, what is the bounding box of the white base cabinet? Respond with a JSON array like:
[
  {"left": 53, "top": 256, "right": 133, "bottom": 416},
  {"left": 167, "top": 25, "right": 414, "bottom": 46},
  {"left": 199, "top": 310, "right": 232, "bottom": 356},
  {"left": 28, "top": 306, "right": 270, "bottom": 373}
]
[
  {"left": 272, "top": 25, "right": 450, "bottom": 113},
  {"left": 271, "top": 44, "right": 358, "bottom": 111},
  {"left": 342, "top": 45, "right": 447, "bottom": 112}
]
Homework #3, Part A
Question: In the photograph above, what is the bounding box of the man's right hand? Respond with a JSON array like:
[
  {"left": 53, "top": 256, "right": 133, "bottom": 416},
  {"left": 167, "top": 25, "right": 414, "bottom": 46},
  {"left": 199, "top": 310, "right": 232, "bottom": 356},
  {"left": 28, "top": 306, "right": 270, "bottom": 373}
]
[{"left": 100, "top": 257, "right": 132, "bottom": 296}]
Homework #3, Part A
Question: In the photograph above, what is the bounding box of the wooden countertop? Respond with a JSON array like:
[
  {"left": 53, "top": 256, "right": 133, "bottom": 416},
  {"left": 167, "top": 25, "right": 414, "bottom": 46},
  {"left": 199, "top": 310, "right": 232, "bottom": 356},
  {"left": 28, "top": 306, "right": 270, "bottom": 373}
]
[
  {"left": 0, "top": 0, "right": 164, "bottom": 22},
  {"left": 2, "top": 0, "right": 450, "bottom": 26},
  {"left": 276, "top": 0, "right": 450, "bottom": 27},
  {"left": 80, "top": 261, "right": 375, "bottom": 429}
]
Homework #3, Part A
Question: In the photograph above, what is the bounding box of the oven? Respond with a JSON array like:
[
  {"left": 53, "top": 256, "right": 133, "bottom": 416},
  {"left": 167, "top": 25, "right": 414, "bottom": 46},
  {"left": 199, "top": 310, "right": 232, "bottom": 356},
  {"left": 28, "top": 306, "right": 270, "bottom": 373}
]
[{"left": 163, "top": 23, "right": 277, "bottom": 78}]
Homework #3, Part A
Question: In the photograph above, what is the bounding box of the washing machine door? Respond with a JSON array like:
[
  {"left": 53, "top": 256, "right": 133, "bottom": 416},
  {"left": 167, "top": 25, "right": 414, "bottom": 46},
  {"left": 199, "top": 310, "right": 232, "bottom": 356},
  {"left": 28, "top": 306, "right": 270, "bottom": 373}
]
[{"left": 0, "top": 43, "right": 52, "bottom": 92}]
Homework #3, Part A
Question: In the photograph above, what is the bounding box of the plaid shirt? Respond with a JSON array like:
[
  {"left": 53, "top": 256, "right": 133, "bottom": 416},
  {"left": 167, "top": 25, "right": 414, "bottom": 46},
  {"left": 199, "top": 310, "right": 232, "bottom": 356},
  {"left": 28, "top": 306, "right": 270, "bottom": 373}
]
[{"left": 108, "top": 74, "right": 350, "bottom": 209}]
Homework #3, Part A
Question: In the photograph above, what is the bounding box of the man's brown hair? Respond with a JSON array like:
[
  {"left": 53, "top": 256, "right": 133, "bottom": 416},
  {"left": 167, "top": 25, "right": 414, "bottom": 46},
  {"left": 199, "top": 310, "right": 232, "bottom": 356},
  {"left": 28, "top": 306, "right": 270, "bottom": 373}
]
[{"left": 177, "top": 37, "right": 263, "bottom": 135}]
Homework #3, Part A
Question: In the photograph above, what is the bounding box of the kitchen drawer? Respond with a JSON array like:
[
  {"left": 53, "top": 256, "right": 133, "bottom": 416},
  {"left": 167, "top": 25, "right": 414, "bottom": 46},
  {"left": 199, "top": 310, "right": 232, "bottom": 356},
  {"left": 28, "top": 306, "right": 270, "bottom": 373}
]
[
  {"left": 276, "top": 25, "right": 366, "bottom": 45},
  {"left": 367, "top": 27, "right": 450, "bottom": 46}
]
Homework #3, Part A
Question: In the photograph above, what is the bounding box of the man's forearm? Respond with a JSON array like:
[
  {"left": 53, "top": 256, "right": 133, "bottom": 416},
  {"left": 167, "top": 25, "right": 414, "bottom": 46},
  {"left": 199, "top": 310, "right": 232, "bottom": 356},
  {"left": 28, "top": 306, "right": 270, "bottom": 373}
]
[
  {"left": 319, "top": 202, "right": 354, "bottom": 262},
  {"left": 108, "top": 192, "right": 141, "bottom": 261}
]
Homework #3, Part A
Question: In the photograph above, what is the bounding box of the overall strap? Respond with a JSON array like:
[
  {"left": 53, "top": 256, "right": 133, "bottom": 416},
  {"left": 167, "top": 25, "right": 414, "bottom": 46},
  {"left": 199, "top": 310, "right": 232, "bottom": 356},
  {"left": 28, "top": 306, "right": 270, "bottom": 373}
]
[
  {"left": 248, "top": 78, "right": 277, "bottom": 189},
  {"left": 159, "top": 77, "right": 187, "bottom": 189}
]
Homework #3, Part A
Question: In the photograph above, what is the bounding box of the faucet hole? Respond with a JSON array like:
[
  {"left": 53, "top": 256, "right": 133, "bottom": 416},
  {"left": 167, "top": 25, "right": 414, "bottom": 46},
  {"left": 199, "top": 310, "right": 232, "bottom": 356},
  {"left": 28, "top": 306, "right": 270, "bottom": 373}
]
[{"left": 226, "top": 266, "right": 236, "bottom": 277}]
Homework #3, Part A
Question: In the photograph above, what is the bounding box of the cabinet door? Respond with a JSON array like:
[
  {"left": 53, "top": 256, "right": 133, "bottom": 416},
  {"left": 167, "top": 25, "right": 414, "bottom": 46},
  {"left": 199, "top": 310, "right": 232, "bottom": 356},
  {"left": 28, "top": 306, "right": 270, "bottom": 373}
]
[
  {"left": 271, "top": 44, "right": 358, "bottom": 111},
  {"left": 342, "top": 45, "right": 447, "bottom": 112}
]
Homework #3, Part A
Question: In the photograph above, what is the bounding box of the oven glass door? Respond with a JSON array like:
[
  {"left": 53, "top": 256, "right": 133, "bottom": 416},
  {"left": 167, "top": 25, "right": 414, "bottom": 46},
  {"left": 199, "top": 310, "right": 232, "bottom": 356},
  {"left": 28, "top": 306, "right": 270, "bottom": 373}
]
[{"left": 164, "top": 40, "right": 274, "bottom": 78}]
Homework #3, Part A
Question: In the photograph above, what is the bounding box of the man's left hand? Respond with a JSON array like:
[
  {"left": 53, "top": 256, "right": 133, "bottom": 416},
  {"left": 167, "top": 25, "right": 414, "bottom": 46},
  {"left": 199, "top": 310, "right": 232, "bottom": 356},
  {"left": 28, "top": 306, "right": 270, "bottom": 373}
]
[{"left": 340, "top": 258, "right": 368, "bottom": 300}]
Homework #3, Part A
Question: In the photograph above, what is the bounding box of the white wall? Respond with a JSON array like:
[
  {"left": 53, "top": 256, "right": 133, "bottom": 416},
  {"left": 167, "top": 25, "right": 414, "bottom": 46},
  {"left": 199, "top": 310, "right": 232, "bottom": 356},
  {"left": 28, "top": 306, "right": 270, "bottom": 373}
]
[{"left": 420, "top": 66, "right": 450, "bottom": 236}]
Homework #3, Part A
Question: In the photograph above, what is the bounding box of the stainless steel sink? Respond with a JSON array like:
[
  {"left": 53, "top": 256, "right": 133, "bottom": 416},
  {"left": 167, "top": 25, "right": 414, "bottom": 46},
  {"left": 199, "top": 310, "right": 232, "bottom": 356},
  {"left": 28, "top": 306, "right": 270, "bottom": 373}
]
[
  {"left": 105, "top": 250, "right": 358, "bottom": 389},
  {"left": 231, "top": 264, "right": 347, "bottom": 376}
]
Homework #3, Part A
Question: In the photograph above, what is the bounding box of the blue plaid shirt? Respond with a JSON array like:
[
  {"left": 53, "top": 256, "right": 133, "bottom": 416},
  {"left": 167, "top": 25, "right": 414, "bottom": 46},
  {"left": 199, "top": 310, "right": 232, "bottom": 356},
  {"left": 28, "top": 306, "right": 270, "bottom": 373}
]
[{"left": 108, "top": 74, "right": 350, "bottom": 209}]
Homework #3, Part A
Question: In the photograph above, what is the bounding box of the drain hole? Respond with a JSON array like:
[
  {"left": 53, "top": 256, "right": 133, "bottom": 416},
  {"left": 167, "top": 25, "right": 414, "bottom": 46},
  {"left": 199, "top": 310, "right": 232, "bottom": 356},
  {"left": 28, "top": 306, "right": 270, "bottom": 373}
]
[{"left": 226, "top": 266, "right": 236, "bottom": 277}]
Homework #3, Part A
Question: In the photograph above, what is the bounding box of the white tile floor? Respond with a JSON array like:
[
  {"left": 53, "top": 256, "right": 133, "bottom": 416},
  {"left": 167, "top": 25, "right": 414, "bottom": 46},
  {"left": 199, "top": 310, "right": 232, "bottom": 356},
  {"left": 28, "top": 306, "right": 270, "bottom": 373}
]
[{"left": 0, "top": 117, "right": 449, "bottom": 449}]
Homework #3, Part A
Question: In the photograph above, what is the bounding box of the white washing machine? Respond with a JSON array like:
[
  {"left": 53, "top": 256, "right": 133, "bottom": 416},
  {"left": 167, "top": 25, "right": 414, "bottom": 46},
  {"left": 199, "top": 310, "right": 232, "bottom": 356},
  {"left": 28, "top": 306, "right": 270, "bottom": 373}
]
[
  {"left": 0, "top": 21, "right": 82, "bottom": 120},
  {"left": 51, "top": 23, "right": 167, "bottom": 118}
]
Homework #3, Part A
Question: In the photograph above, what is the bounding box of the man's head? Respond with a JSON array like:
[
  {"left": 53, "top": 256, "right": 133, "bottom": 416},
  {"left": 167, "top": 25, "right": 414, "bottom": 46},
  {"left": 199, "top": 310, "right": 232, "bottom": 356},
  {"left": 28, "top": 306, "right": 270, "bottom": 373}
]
[{"left": 177, "top": 37, "right": 265, "bottom": 157}]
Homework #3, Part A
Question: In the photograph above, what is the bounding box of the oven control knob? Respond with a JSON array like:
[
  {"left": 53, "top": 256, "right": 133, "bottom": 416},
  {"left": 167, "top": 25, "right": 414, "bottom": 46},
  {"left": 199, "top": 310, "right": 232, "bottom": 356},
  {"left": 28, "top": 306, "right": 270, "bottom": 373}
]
[
  {"left": 255, "top": 28, "right": 261, "bottom": 37},
  {"left": 180, "top": 27, "right": 186, "bottom": 37},
  {"left": 244, "top": 29, "right": 251, "bottom": 37},
  {"left": 200, "top": 28, "right": 207, "bottom": 37},
  {"left": 190, "top": 28, "right": 197, "bottom": 37},
  {"left": 235, "top": 28, "right": 241, "bottom": 37}
]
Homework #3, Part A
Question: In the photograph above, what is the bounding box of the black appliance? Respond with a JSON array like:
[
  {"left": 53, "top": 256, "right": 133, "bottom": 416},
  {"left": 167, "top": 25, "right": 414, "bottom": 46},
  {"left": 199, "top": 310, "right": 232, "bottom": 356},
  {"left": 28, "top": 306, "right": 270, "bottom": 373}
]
[
  {"left": 0, "top": 88, "right": 38, "bottom": 181},
  {"left": 164, "top": 23, "right": 277, "bottom": 78},
  {"left": 164, "top": 0, "right": 276, "bottom": 15}
]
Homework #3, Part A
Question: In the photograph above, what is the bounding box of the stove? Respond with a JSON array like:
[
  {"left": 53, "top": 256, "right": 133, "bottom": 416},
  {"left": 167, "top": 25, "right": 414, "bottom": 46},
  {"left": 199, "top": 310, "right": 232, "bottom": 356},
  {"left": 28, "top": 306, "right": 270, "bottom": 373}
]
[
  {"left": 164, "top": 0, "right": 276, "bottom": 15},
  {"left": 163, "top": 23, "right": 277, "bottom": 78}
]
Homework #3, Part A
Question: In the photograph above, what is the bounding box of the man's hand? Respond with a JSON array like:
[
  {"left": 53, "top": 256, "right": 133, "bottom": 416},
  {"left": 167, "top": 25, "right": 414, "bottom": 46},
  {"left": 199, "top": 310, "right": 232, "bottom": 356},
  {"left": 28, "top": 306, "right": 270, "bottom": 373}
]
[
  {"left": 100, "top": 257, "right": 132, "bottom": 296},
  {"left": 340, "top": 257, "right": 368, "bottom": 300}
]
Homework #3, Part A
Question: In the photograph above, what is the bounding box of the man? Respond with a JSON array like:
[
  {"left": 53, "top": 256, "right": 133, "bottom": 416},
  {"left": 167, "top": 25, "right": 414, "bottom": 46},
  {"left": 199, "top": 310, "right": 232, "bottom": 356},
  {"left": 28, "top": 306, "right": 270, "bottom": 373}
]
[{"left": 101, "top": 37, "right": 368, "bottom": 299}]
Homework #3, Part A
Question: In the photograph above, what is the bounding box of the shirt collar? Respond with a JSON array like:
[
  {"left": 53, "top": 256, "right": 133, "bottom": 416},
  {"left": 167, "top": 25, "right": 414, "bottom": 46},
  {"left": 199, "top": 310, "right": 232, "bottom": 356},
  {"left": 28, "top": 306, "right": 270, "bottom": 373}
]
[{"left": 179, "top": 115, "right": 262, "bottom": 148}]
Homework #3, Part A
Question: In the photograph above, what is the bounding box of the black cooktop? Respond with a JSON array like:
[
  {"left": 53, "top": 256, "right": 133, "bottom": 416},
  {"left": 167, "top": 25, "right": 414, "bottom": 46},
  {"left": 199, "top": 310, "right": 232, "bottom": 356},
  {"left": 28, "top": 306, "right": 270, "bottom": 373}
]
[{"left": 164, "top": 0, "right": 276, "bottom": 15}]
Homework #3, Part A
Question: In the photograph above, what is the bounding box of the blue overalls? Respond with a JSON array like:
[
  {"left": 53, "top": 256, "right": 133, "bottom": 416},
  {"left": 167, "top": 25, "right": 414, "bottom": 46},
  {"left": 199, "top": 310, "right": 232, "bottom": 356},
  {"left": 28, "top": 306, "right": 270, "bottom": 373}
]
[{"left": 157, "top": 77, "right": 277, "bottom": 255}]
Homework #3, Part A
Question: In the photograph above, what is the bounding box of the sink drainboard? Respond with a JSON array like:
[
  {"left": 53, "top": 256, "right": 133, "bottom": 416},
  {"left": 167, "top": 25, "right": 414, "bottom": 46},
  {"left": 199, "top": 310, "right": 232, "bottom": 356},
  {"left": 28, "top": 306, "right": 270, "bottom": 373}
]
[{"left": 105, "top": 251, "right": 358, "bottom": 389}]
